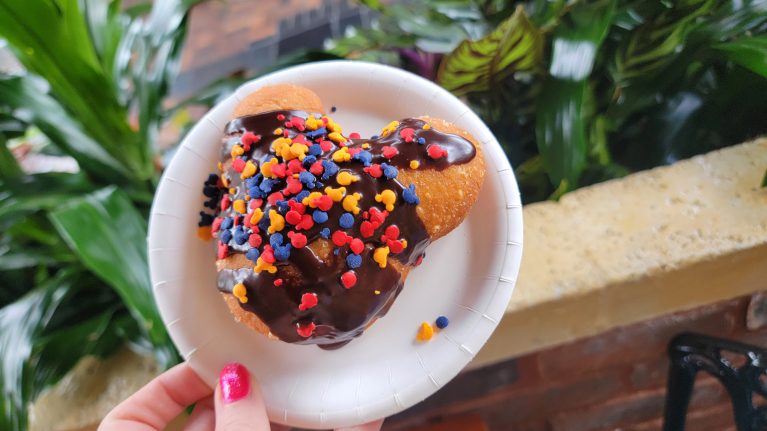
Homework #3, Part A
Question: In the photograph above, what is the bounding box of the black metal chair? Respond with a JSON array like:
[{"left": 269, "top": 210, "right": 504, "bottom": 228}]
[{"left": 663, "top": 333, "right": 767, "bottom": 431}]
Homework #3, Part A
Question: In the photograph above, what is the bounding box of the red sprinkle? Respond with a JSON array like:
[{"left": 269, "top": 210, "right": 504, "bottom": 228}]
[
  {"left": 319, "top": 140, "right": 333, "bottom": 152},
  {"left": 284, "top": 177, "right": 302, "bottom": 195},
  {"left": 332, "top": 230, "right": 349, "bottom": 246},
  {"left": 277, "top": 114, "right": 286, "bottom": 121},
  {"left": 399, "top": 127, "right": 415, "bottom": 142},
  {"left": 309, "top": 161, "right": 324, "bottom": 175},
  {"left": 220, "top": 195, "right": 231, "bottom": 212},
  {"left": 350, "top": 238, "right": 364, "bottom": 254},
  {"left": 232, "top": 216, "right": 241, "bottom": 227},
  {"left": 217, "top": 241, "right": 228, "bottom": 259},
  {"left": 315, "top": 195, "right": 333, "bottom": 211},
  {"left": 388, "top": 240, "right": 405, "bottom": 254},
  {"left": 415, "top": 255, "right": 424, "bottom": 266},
  {"left": 382, "top": 146, "right": 399, "bottom": 159},
  {"left": 249, "top": 199, "right": 263, "bottom": 209},
  {"left": 297, "top": 214, "right": 314, "bottom": 230},
  {"left": 290, "top": 117, "right": 306, "bottom": 131},
  {"left": 298, "top": 292, "right": 318, "bottom": 311},
  {"left": 296, "top": 322, "right": 316, "bottom": 338},
  {"left": 369, "top": 207, "right": 387, "bottom": 225},
  {"left": 341, "top": 271, "right": 357, "bottom": 289},
  {"left": 427, "top": 145, "right": 448, "bottom": 159},
  {"left": 292, "top": 134, "right": 308, "bottom": 144},
  {"left": 274, "top": 278, "right": 283, "bottom": 286},
  {"left": 349, "top": 132, "right": 361, "bottom": 139},
  {"left": 261, "top": 245, "right": 276, "bottom": 264},
  {"left": 364, "top": 164, "right": 383, "bottom": 178},
  {"left": 211, "top": 217, "right": 223, "bottom": 234},
  {"left": 241, "top": 131, "right": 260, "bottom": 150},
  {"left": 285, "top": 210, "right": 302, "bottom": 225},
  {"left": 384, "top": 225, "right": 400, "bottom": 240},
  {"left": 287, "top": 200, "right": 306, "bottom": 214},
  {"left": 232, "top": 158, "right": 245, "bottom": 173},
  {"left": 248, "top": 233, "right": 262, "bottom": 248},
  {"left": 288, "top": 231, "right": 307, "bottom": 248},
  {"left": 267, "top": 192, "right": 284, "bottom": 205},
  {"left": 360, "top": 221, "right": 375, "bottom": 238},
  {"left": 287, "top": 159, "right": 303, "bottom": 174},
  {"left": 271, "top": 163, "right": 287, "bottom": 178}
]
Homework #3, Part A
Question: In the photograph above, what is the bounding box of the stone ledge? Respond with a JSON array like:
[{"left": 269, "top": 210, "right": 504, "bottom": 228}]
[{"left": 472, "top": 138, "right": 767, "bottom": 367}]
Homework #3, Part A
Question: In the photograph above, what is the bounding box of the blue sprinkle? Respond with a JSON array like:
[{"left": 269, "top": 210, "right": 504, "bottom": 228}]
[
  {"left": 244, "top": 177, "right": 258, "bottom": 189},
  {"left": 435, "top": 316, "right": 449, "bottom": 329},
  {"left": 233, "top": 226, "right": 249, "bottom": 245},
  {"left": 346, "top": 253, "right": 362, "bottom": 269},
  {"left": 308, "top": 144, "right": 323, "bottom": 156},
  {"left": 220, "top": 217, "right": 234, "bottom": 230},
  {"left": 381, "top": 163, "right": 398, "bottom": 179},
  {"left": 321, "top": 160, "right": 339, "bottom": 180},
  {"left": 402, "top": 184, "right": 420, "bottom": 205},
  {"left": 339, "top": 213, "right": 354, "bottom": 229},
  {"left": 305, "top": 127, "right": 327, "bottom": 139},
  {"left": 333, "top": 248, "right": 340, "bottom": 255},
  {"left": 259, "top": 178, "right": 279, "bottom": 194},
  {"left": 249, "top": 187, "right": 265, "bottom": 199},
  {"left": 269, "top": 232, "right": 284, "bottom": 247},
  {"left": 371, "top": 134, "right": 379, "bottom": 139},
  {"left": 352, "top": 150, "right": 373, "bottom": 167},
  {"left": 258, "top": 216, "right": 270, "bottom": 232},
  {"left": 302, "top": 155, "right": 317, "bottom": 167},
  {"left": 313, "top": 210, "right": 328, "bottom": 223},
  {"left": 417, "top": 137, "right": 426, "bottom": 145},
  {"left": 319, "top": 228, "right": 331, "bottom": 239},
  {"left": 246, "top": 247, "right": 260, "bottom": 262},
  {"left": 274, "top": 244, "right": 292, "bottom": 261},
  {"left": 316, "top": 181, "right": 324, "bottom": 188},
  {"left": 219, "top": 229, "right": 232, "bottom": 244},
  {"left": 294, "top": 190, "right": 311, "bottom": 202},
  {"left": 275, "top": 200, "right": 289, "bottom": 212},
  {"left": 299, "top": 171, "right": 317, "bottom": 188}
]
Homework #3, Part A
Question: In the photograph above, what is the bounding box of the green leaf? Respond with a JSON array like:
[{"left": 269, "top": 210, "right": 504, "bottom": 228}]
[
  {"left": 0, "top": 135, "right": 22, "bottom": 181},
  {"left": 437, "top": 5, "right": 543, "bottom": 95},
  {"left": 0, "top": 0, "right": 143, "bottom": 177},
  {"left": 716, "top": 36, "right": 767, "bottom": 78},
  {"left": 48, "top": 187, "right": 175, "bottom": 366},
  {"left": 0, "top": 271, "right": 71, "bottom": 430},
  {"left": 0, "top": 75, "right": 133, "bottom": 184},
  {"left": 535, "top": 0, "right": 616, "bottom": 188}
]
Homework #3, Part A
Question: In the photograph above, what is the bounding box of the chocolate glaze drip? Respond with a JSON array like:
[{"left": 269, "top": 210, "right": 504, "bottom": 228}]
[{"left": 213, "top": 110, "right": 475, "bottom": 348}]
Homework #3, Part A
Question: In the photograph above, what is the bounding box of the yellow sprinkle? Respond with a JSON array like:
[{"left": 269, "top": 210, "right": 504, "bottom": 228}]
[
  {"left": 230, "top": 144, "right": 244, "bottom": 158},
  {"left": 197, "top": 226, "right": 212, "bottom": 241},
  {"left": 302, "top": 191, "right": 323, "bottom": 208},
  {"left": 245, "top": 195, "right": 251, "bottom": 201},
  {"left": 328, "top": 131, "right": 347, "bottom": 143},
  {"left": 373, "top": 246, "right": 389, "bottom": 269},
  {"left": 416, "top": 322, "right": 434, "bottom": 342},
  {"left": 423, "top": 124, "right": 431, "bottom": 130},
  {"left": 381, "top": 120, "right": 400, "bottom": 136},
  {"left": 241, "top": 160, "right": 257, "bottom": 179},
  {"left": 362, "top": 143, "right": 371, "bottom": 149},
  {"left": 332, "top": 147, "right": 351, "bottom": 163},
  {"left": 305, "top": 115, "right": 321, "bottom": 130},
  {"left": 267, "top": 209, "right": 285, "bottom": 234},
  {"left": 233, "top": 199, "right": 246, "bottom": 214},
  {"left": 410, "top": 160, "right": 420, "bottom": 169},
  {"left": 232, "top": 283, "right": 248, "bottom": 303},
  {"left": 271, "top": 137, "right": 292, "bottom": 154},
  {"left": 326, "top": 118, "right": 342, "bottom": 133},
  {"left": 374, "top": 290, "right": 381, "bottom": 295},
  {"left": 261, "top": 158, "right": 279, "bottom": 178},
  {"left": 221, "top": 175, "right": 229, "bottom": 187},
  {"left": 254, "top": 257, "right": 277, "bottom": 274},
  {"left": 273, "top": 128, "right": 283, "bottom": 135},
  {"left": 324, "top": 186, "right": 346, "bottom": 202},
  {"left": 342, "top": 193, "right": 362, "bottom": 214},
  {"left": 375, "top": 189, "right": 397, "bottom": 212},
  {"left": 290, "top": 142, "right": 309, "bottom": 160},
  {"left": 229, "top": 188, "right": 236, "bottom": 195},
  {"left": 336, "top": 171, "right": 358, "bottom": 186},
  {"left": 217, "top": 162, "right": 224, "bottom": 172},
  {"left": 401, "top": 239, "right": 408, "bottom": 249},
  {"left": 249, "top": 208, "right": 264, "bottom": 225}
]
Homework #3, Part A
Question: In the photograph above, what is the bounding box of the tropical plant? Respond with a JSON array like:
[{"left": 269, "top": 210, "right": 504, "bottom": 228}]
[{"left": 0, "top": 0, "right": 198, "bottom": 428}]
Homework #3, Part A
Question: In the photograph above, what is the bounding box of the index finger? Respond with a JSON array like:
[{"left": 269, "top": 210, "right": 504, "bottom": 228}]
[{"left": 99, "top": 362, "right": 213, "bottom": 431}]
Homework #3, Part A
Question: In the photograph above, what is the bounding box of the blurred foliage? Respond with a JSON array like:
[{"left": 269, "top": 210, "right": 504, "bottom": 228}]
[{"left": 0, "top": 0, "right": 766, "bottom": 428}]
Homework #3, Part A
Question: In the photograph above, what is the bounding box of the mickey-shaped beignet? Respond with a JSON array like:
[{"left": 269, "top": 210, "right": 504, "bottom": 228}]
[{"left": 198, "top": 84, "right": 485, "bottom": 349}]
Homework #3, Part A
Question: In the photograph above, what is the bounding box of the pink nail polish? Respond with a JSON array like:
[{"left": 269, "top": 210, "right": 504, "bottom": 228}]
[{"left": 220, "top": 362, "right": 250, "bottom": 403}]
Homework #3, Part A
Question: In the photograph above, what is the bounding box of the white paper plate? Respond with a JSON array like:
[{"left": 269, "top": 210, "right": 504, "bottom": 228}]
[{"left": 148, "top": 60, "right": 523, "bottom": 429}]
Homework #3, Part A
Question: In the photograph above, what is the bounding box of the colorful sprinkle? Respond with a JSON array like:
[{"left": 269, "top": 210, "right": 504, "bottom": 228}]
[
  {"left": 416, "top": 322, "right": 434, "bottom": 341},
  {"left": 435, "top": 316, "right": 449, "bottom": 329},
  {"left": 402, "top": 184, "right": 420, "bottom": 205},
  {"left": 319, "top": 227, "right": 331, "bottom": 239},
  {"left": 267, "top": 209, "right": 285, "bottom": 234},
  {"left": 296, "top": 321, "right": 316, "bottom": 338},
  {"left": 336, "top": 171, "right": 359, "bottom": 186},
  {"left": 342, "top": 192, "right": 362, "bottom": 214},
  {"left": 341, "top": 271, "right": 357, "bottom": 289},
  {"left": 417, "top": 137, "right": 426, "bottom": 145},
  {"left": 339, "top": 213, "right": 354, "bottom": 229},
  {"left": 298, "top": 292, "right": 318, "bottom": 311},
  {"left": 346, "top": 253, "right": 362, "bottom": 269},
  {"left": 410, "top": 160, "right": 420, "bottom": 169},
  {"left": 375, "top": 189, "right": 397, "bottom": 212},
  {"left": 373, "top": 246, "right": 389, "bottom": 268},
  {"left": 233, "top": 283, "right": 248, "bottom": 303},
  {"left": 427, "top": 144, "right": 448, "bottom": 159}
]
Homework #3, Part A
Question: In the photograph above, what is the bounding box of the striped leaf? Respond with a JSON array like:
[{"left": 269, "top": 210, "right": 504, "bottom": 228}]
[{"left": 437, "top": 6, "right": 543, "bottom": 95}]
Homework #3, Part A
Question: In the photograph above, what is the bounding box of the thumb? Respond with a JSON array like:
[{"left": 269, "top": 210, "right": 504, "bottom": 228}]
[{"left": 215, "top": 362, "right": 271, "bottom": 431}]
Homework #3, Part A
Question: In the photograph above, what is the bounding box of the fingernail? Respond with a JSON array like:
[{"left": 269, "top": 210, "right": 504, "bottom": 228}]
[{"left": 220, "top": 362, "right": 250, "bottom": 403}]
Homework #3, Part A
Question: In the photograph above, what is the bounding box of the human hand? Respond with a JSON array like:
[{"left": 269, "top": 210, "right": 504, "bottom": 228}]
[{"left": 100, "top": 361, "right": 383, "bottom": 431}]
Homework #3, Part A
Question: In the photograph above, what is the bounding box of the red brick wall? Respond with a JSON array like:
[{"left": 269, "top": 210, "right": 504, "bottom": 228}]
[{"left": 381, "top": 294, "right": 767, "bottom": 431}]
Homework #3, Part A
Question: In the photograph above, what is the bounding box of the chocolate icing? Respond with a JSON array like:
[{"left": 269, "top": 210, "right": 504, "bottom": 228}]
[{"left": 212, "top": 110, "right": 475, "bottom": 348}]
